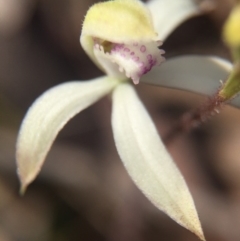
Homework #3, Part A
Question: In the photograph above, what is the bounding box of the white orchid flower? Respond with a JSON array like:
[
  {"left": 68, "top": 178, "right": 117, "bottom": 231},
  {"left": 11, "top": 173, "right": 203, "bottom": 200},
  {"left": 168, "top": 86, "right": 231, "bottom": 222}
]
[{"left": 16, "top": 0, "right": 231, "bottom": 240}]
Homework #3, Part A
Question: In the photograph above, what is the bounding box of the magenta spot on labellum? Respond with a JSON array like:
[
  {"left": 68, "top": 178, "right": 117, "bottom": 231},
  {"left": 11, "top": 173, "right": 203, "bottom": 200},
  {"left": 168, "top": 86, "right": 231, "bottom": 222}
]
[
  {"left": 124, "top": 48, "right": 130, "bottom": 52},
  {"left": 133, "top": 56, "right": 139, "bottom": 61},
  {"left": 140, "top": 45, "right": 146, "bottom": 52},
  {"left": 143, "top": 67, "right": 150, "bottom": 74},
  {"left": 130, "top": 52, "right": 134, "bottom": 55},
  {"left": 147, "top": 54, "right": 152, "bottom": 61},
  {"left": 149, "top": 59, "right": 154, "bottom": 65},
  {"left": 133, "top": 43, "right": 138, "bottom": 46}
]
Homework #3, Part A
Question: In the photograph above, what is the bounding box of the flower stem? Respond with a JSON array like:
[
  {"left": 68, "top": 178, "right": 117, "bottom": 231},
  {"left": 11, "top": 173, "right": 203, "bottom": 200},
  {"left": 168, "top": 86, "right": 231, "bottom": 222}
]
[{"left": 163, "top": 93, "right": 225, "bottom": 145}]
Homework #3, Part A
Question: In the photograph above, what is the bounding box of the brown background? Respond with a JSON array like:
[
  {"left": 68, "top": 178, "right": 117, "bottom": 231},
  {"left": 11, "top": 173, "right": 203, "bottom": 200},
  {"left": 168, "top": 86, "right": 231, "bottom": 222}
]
[{"left": 1, "top": 0, "right": 240, "bottom": 240}]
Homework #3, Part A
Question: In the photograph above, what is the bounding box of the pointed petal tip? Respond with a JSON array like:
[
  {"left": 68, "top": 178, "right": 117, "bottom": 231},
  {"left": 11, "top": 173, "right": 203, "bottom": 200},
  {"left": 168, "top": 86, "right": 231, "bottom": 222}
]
[
  {"left": 188, "top": 217, "right": 205, "bottom": 241},
  {"left": 197, "top": 231, "right": 206, "bottom": 241},
  {"left": 16, "top": 155, "right": 35, "bottom": 196},
  {"left": 185, "top": 209, "right": 205, "bottom": 241},
  {"left": 173, "top": 206, "right": 205, "bottom": 241},
  {"left": 19, "top": 182, "right": 28, "bottom": 196}
]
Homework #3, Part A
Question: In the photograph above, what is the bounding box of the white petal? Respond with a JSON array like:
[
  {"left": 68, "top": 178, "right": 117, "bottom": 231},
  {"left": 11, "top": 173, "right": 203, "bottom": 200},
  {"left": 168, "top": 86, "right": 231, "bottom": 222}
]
[
  {"left": 111, "top": 83, "right": 205, "bottom": 240},
  {"left": 141, "top": 55, "right": 240, "bottom": 108},
  {"left": 141, "top": 55, "right": 232, "bottom": 96},
  {"left": 146, "top": 0, "right": 204, "bottom": 41},
  {"left": 16, "top": 76, "right": 118, "bottom": 193}
]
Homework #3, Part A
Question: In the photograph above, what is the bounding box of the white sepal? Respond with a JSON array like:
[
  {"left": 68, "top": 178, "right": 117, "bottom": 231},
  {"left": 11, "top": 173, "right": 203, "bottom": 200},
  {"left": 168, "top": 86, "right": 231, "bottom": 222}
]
[
  {"left": 146, "top": 0, "right": 203, "bottom": 41},
  {"left": 141, "top": 55, "right": 232, "bottom": 96},
  {"left": 16, "top": 76, "right": 118, "bottom": 193},
  {"left": 111, "top": 83, "right": 205, "bottom": 241}
]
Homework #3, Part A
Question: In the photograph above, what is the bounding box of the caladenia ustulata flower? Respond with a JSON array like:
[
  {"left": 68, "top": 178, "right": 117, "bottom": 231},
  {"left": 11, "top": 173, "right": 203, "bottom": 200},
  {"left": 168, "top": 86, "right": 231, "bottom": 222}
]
[{"left": 16, "top": 0, "right": 232, "bottom": 240}]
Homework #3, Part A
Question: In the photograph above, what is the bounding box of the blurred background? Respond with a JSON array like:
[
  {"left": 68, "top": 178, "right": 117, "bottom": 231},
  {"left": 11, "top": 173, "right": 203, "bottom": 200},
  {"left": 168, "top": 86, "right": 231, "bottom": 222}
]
[{"left": 1, "top": 0, "right": 240, "bottom": 240}]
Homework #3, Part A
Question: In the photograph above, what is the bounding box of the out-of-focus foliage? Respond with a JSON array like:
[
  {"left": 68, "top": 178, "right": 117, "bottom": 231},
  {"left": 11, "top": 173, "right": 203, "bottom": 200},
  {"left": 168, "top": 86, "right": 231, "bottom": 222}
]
[
  {"left": 219, "top": 2, "right": 240, "bottom": 101},
  {"left": 223, "top": 3, "right": 240, "bottom": 48}
]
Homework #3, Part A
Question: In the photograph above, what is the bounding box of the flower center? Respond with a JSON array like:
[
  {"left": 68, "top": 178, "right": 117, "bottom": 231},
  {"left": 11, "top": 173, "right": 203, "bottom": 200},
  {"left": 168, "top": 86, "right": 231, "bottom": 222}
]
[{"left": 93, "top": 38, "right": 165, "bottom": 84}]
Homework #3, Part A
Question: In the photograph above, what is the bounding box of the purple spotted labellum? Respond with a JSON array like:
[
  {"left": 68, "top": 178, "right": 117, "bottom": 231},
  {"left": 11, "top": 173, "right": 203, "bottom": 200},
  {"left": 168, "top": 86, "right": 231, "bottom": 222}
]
[{"left": 93, "top": 38, "right": 165, "bottom": 84}]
